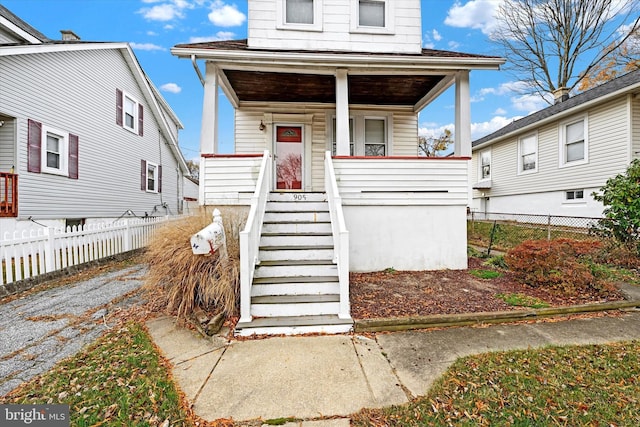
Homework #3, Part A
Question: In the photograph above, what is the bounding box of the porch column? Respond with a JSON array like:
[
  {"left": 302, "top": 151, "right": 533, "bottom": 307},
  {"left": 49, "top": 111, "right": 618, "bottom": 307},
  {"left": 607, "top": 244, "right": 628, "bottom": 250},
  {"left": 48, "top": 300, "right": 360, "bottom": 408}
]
[
  {"left": 200, "top": 62, "right": 219, "bottom": 155},
  {"left": 335, "top": 68, "right": 350, "bottom": 156},
  {"left": 454, "top": 70, "right": 471, "bottom": 157}
]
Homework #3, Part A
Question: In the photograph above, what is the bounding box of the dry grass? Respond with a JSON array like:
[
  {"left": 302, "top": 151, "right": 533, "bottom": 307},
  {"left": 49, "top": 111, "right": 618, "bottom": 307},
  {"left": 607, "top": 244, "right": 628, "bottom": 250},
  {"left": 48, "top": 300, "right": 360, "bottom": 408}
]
[{"left": 144, "top": 207, "right": 248, "bottom": 320}]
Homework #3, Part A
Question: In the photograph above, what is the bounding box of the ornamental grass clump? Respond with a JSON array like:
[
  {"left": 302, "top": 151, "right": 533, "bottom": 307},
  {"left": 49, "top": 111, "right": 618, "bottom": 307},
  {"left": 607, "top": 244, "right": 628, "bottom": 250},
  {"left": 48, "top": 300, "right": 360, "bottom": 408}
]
[{"left": 144, "top": 207, "right": 247, "bottom": 320}]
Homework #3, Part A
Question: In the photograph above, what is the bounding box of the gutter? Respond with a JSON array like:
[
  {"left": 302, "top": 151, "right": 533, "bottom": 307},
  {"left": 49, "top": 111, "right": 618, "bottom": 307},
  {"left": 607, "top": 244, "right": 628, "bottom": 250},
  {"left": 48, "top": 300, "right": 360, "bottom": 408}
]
[{"left": 191, "top": 54, "right": 205, "bottom": 86}]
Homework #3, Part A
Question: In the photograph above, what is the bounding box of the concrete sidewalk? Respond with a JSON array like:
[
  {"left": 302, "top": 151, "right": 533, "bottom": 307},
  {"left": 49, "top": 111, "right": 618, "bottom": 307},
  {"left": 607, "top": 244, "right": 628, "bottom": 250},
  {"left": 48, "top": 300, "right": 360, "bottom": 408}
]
[{"left": 147, "top": 310, "right": 640, "bottom": 424}]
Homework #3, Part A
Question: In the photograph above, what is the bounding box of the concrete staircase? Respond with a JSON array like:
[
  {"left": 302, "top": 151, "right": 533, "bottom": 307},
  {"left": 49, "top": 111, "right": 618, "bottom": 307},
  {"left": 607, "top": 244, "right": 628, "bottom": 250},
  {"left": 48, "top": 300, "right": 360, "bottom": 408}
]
[{"left": 235, "top": 192, "right": 353, "bottom": 336}]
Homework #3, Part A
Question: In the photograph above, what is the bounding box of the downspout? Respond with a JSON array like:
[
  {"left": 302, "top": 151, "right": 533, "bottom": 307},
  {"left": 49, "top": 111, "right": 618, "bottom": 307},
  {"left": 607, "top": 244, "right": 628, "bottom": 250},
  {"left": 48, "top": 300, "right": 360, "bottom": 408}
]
[{"left": 191, "top": 54, "right": 205, "bottom": 86}]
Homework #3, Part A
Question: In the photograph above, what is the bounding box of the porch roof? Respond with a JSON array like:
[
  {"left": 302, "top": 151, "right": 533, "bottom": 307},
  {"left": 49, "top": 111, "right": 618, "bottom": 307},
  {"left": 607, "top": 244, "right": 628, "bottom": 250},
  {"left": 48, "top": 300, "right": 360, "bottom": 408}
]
[{"left": 172, "top": 39, "right": 505, "bottom": 109}]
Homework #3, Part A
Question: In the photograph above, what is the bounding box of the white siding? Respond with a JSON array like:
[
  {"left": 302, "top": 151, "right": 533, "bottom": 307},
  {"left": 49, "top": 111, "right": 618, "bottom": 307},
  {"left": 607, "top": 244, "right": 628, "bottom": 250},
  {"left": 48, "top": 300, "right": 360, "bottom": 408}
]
[
  {"left": 474, "top": 97, "right": 631, "bottom": 200},
  {"left": 0, "top": 118, "right": 15, "bottom": 170},
  {"left": 234, "top": 104, "right": 421, "bottom": 191},
  {"left": 200, "top": 156, "right": 263, "bottom": 204},
  {"left": 632, "top": 94, "right": 640, "bottom": 160},
  {"left": 0, "top": 48, "right": 183, "bottom": 220},
  {"left": 248, "top": 0, "right": 422, "bottom": 54},
  {"left": 0, "top": 27, "right": 20, "bottom": 44}
]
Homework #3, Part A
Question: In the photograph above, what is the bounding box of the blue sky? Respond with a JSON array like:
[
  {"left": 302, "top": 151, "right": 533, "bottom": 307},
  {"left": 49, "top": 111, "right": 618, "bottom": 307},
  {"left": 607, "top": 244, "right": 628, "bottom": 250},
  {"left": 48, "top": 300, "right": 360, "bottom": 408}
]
[{"left": 1, "top": 0, "right": 631, "bottom": 158}]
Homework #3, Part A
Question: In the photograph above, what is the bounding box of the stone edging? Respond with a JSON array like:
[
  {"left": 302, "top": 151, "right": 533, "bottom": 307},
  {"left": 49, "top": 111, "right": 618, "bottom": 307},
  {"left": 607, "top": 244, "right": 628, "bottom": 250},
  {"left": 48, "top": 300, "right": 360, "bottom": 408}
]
[{"left": 355, "top": 300, "right": 640, "bottom": 333}]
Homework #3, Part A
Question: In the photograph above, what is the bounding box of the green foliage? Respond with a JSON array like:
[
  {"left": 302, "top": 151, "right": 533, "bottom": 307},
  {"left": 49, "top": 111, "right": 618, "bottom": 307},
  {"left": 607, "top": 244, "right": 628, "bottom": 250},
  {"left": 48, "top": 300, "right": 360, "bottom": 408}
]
[
  {"left": 264, "top": 418, "right": 300, "bottom": 425},
  {"left": 469, "top": 269, "right": 502, "bottom": 279},
  {"left": 1, "top": 323, "right": 190, "bottom": 426},
  {"left": 484, "top": 255, "right": 508, "bottom": 269},
  {"left": 496, "top": 292, "right": 550, "bottom": 308},
  {"left": 384, "top": 267, "right": 397, "bottom": 274},
  {"left": 592, "top": 159, "right": 640, "bottom": 253},
  {"left": 353, "top": 341, "right": 640, "bottom": 426}
]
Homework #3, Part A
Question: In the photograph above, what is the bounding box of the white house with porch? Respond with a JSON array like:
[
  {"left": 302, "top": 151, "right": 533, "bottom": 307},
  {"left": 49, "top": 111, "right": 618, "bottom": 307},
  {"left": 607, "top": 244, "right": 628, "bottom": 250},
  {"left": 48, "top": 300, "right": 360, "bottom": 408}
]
[{"left": 171, "top": 0, "right": 504, "bottom": 336}]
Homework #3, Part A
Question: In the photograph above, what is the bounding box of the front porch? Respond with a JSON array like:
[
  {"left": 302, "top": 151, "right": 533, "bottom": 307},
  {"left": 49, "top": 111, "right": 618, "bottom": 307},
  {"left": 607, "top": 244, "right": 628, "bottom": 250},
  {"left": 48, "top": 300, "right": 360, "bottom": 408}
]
[{"left": 0, "top": 172, "right": 18, "bottom": 218}]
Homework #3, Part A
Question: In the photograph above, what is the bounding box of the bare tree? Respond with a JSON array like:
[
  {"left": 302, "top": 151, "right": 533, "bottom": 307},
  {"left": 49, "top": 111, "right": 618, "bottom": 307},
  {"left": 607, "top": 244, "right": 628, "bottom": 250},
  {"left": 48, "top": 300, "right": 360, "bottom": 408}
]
[
  {"left": 492, "top": 0, "right": 639, "bottom": 102},
  {"left": 185, "top": 159, "right": 200, "bottom": 180},
  {"left": 418, "top": 129, "right": 453, "bottom": 157},
  {"left": 277, "top": 154, "right": 302, "bottom": 189}
]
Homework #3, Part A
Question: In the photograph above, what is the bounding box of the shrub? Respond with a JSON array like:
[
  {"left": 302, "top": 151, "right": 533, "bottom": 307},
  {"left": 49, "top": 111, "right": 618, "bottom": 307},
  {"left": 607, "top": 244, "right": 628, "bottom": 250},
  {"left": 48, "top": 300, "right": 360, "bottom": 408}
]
[
  {"left": 144, "top": 206, "right": 247, "bottom": 320},
  {"left": 505, "top": 239, "right": 613, "bottom": 293}
]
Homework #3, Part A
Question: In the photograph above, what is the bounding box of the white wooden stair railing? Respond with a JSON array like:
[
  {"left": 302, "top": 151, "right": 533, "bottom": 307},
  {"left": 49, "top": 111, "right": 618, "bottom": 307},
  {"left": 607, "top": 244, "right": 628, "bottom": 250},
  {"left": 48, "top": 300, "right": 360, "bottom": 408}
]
[
  {"left": 239, "top": 150, "right": 272, "bottom": 324},
  {"left": 324, "top": 151, "right": 351, "bottom": 320}
]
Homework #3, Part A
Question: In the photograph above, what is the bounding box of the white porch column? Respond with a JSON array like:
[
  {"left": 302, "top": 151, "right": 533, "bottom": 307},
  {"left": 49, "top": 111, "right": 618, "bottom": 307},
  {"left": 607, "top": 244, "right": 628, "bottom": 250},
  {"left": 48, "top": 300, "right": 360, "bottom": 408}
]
[
  {"left": 335, "top": 68, "right": 350, "bottom": 156},
  {"left": 200, "top": 62, "right": 219, "bottom": 155},
  {"left": 454, "top": 71, "right": 471, "bottom": 157}
]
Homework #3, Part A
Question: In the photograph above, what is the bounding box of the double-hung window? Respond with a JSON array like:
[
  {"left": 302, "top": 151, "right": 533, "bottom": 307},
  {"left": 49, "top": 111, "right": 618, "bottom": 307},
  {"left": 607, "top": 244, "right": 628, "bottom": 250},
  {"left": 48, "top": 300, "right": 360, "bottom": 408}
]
[
  {"left": 330, "top": 113, "right": 389, "bottom": 156},
  {"left": 141, "top": 160, "right": 161, "bottom": 193},
  {"left": 278, "top": 0, "right": 322, "bottom": 30},
  {"left": 27, "top": 120, "right": 79, "bottom": 178},
  {"left": 116, "top": 89, "right": 144, "bottom": 136},
  {"left": 518, "top": 133, "right": 537, "bottom": 174},
  {"left": 351, "top": 0, "right": 393, "bottom": 34},
  {"left": 480, "top": 150, "right": 491, "bottom": 180},
  {"left": 560, "top": 117, "right": 588, "bottom": 166}
]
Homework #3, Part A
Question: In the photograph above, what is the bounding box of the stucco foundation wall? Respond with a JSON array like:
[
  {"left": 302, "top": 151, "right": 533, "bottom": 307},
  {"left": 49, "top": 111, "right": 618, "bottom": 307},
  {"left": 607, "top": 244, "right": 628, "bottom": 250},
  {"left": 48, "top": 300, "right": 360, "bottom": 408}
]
[
  {"left": 471, "top": 188, "right": 605, "bottom": 218},
  {"left": 343, "top": 205, "right": 468, "bottom": 272}
]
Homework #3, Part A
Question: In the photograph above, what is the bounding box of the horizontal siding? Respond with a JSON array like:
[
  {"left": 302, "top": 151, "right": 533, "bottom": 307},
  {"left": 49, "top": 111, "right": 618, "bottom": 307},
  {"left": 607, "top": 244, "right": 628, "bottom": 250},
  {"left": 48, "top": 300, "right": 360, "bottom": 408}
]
[
  {"left": 0, "top": 119, "right": 15, "bottom": 171},
  {"left": 476, "top": 97, "right": 631, "bottom": 198},
  {"left": 392, "top": 112, "right": 418, "bottom": 156},
  {"left": 201, "top": 156, "right": 263, "bottom": 204},
  {"left": 1, "top": 48, "right": 183, "bottom": 220},
  {"left": 333, "top": 158, "right": 468, "bottom": 205},
  {"left": 632, "top": 95, "right": 640, "bottom": 160},
  {"left": 248, "top": 0, "right": 422, "bottom": 54}
]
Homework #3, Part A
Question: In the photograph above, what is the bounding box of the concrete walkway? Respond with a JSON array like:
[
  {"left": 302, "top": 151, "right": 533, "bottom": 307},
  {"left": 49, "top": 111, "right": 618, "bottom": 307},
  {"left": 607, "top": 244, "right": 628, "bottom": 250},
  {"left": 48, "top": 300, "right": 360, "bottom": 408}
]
[
  {"left": 147, "top": 309, "right": 640, "bottom": 424},
  {"left": 0, "top": 265, "right": 147, "bottom": 395}
]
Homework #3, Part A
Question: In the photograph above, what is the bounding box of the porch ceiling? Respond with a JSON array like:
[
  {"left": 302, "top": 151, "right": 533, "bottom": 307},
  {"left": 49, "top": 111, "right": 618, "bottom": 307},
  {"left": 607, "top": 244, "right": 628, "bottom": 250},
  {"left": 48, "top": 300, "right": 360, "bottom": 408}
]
[{"left": 222, "top": 70, "right": 446, "bottom": 105}]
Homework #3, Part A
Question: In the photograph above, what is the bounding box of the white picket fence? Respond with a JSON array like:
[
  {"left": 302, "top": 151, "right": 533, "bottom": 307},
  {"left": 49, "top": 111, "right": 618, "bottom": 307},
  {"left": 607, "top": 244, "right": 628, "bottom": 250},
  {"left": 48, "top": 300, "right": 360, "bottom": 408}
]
[{"left": 1, "top": 216, "right": 172, "bottom": 286}]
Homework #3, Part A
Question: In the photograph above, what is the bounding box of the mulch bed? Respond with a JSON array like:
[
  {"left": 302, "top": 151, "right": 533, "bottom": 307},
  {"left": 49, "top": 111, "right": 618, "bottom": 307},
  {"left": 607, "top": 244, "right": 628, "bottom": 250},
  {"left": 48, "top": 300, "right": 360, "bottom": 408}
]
[{"left": 350, "top": 257, "right": 627, "bottom": 320}]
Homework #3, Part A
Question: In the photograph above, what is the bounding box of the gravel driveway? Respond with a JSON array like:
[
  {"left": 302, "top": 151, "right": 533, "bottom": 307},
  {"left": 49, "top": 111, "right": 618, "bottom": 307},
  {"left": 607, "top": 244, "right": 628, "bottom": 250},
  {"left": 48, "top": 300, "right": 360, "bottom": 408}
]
[{"left": 0, "top": 264, "right": 147, "bottom": 396}]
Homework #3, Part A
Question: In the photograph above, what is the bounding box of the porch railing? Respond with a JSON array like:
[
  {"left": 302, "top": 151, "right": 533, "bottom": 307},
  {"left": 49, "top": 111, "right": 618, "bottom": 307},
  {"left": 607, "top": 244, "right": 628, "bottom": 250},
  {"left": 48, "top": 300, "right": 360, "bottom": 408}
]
[
  {"left": 239, "top": 150, "right": 272, "bottom": 324},
  {"left": 325, "top": 152, "right": 351, "bottom": 320},
  {"left": 0, "top": 172, "right": 18, "bottom": 217}
]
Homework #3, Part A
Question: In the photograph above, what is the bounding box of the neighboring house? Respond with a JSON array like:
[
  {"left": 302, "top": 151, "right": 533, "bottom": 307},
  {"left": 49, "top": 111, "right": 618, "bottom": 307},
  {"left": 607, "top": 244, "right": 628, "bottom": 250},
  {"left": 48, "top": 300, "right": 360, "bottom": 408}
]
[
  {"left": 0, "top": 5, "right": 190, "bottom": 234},
  {"left": 172, "top": 0, "right": 504, "bottom": 335},
  {"left": 183, "top": 176, "right": 199, "bottom": 213},
  {"left": 471, "top": 69, "right": 640, "bottom": 218}
]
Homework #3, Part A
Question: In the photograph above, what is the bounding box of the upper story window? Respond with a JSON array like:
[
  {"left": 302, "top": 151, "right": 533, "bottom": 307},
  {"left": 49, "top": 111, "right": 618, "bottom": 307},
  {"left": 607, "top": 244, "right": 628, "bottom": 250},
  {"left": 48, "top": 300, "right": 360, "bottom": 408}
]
[
  {"left": 480, "top": 149, "right": 491, "bottom": 180},
  {"left": 560, "top": 116, "right": 588, "bottom": 167},
  {"left": 351, "top": 0, "right": 394, "bottom": 34},
  {"left": 116, "top": 89, "right": 144, "bottom": 136},
  {"left": 277, "top": 0, "right": 323, "bottom": 31},
  {"left": 518, "top": 133, "right": 538, "bottom": 174}
]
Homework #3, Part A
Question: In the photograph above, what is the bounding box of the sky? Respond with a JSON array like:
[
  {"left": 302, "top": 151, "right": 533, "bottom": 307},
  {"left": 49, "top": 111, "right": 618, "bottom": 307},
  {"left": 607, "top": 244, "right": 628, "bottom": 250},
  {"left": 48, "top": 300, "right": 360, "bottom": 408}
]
[{"left": 1, "top": 0, "right": 633, "bottom": 159}]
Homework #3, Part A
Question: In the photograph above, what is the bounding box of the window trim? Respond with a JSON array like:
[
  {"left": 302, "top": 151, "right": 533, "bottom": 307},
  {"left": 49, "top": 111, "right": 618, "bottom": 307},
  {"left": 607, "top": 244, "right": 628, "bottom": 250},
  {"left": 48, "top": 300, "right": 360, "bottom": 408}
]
[
  {"left": 350, "top": 0, "right": 394, "bottom": 34},
  {"left": 517, "top": 132, "right": 538, "bottom": 175},
  {"left": 559, "top": 115, "right": 589, "bottom": 168},
  {"left": 479, "top": 149, "right": 491, "bottom": 181},
  {"left": 564, "top": 189, "right": 585, "bottom": 203},
  {"left": 327, "top": 111, "right": 392, "bottom": 157},
  {"left": 122, "top": 91, "right": 140, "bottom": 134},
  {"left": 277, "top": 0, "right": 323, "bottom": 32},
  {"left": 41, "top": 125, "right": 69, "bottom": 176}
]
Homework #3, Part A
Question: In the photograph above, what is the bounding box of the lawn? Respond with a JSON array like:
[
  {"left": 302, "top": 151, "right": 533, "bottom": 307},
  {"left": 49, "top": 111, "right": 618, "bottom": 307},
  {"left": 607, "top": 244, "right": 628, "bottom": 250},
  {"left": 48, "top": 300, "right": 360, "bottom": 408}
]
[
  {"left": 0, "top": 322, "right": 192, "bottom": 427},
  {"left": 353, "top": 340, "right": 640, "bottom": 426}
]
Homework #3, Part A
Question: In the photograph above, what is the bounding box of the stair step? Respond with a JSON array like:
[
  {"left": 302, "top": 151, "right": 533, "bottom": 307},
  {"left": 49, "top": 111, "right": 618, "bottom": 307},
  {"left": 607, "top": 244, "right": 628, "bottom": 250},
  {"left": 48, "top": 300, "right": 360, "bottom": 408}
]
[
  {"left": 235, "top": 315, "right": 353, "bottom": 336},
  {"left": 259, "top": 247, "right": 334, "bottom": 262},
  {"left": 266, "top": 201, "right": 328, "bottom": 212},
  {"left": 253, "top": 276, "right": 339, "bottom": 284},
  {"left": 264, "top": 212, "right": 331, "bottom": 223},
  {"left": 262, "top": 222, "right": 332, "bottom": 234},
  {"left": 268, "top": 192, "right": 327, "bottom": 202},
  {"left": 259, "top": 260, "right": 335, "bottom": 266},
  {"left": 254, "top": 264, "right": 338, "bottom": 279},
  {"left": 260, "top": 234, "right": 333, "bottom": 247},
  {"left": 252, "top": 281, "right": 340, "bottom": 297},
  {"left": 251, "top": 296, "right": 340, "bottom": 317}
]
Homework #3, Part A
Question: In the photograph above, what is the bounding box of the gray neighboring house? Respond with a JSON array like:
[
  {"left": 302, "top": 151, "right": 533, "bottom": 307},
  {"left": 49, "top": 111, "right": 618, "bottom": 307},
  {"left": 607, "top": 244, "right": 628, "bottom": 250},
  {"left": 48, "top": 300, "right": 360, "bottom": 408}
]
[
  {"left": 0, "top": 5, "right": 189, "bottom": 234},
  {"left": 471, "top": 69, "right": 640, "bottom": 218}
]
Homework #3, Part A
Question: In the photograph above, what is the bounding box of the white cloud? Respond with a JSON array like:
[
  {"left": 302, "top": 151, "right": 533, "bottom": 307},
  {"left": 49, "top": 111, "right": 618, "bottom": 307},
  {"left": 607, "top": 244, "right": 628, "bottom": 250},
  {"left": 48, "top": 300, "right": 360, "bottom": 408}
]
[
  {"left": 448, "top": 40, "right": 461, "bottom": 50},
  {"left": 510, "top": 93, "right": 549, "bottom": 114},
  {"left": 493, "top": 107, "right": 507, "bottom": 115},
  {"left": 160, "top": 82, "right": 182, "bottom": 93},
  {"left": 432, "top": 29, "right": 442, "bottom": 41},
  {"left": 189, "top": 31, "right": 235, "bottom": 43},
  {"left": 130, "top": 42, "right": 166, "bottom": 51},
  {"left": 208, "top": 3, "right": 246, "bottom": 27},
  {"left": 141, "top": 3, "right": 184, "bottom": 21},
  {"left": 444, "top": 0, "right": 503, "bottom": 35},
  {"left": 419, "top": 115, "right": 524, "bottom": 141},
  {"left": 147, "top": 30, "right": 158, "bottom": 36}
]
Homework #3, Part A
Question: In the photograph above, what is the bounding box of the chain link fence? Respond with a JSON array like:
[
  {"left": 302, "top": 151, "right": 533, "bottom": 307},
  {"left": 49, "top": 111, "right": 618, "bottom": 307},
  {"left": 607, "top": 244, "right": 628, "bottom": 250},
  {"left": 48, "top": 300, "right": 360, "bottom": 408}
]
[{"left": 467, "top": 211, "right": 604, "bottom": 255}]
